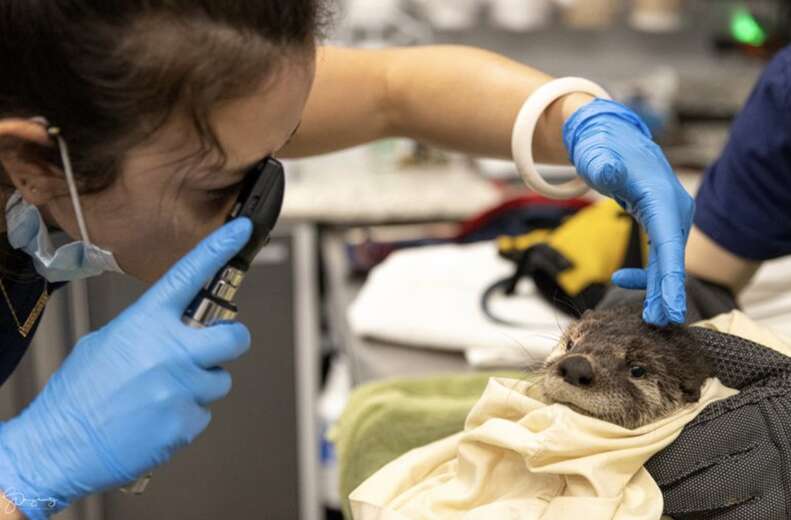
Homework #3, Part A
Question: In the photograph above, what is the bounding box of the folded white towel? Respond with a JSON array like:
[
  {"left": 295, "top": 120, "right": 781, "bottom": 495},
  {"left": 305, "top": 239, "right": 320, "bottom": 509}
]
[
  {"left": 349, "top": 241, "right": 791, "bottom": 369},
  {"left": 348, "top": 242, "right": 572, "bottom": 368}
]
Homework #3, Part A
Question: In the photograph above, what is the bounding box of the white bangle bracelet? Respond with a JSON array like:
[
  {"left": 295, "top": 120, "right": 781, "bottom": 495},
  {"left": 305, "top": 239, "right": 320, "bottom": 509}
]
[{"left": 511, "top": 77, "right": 612, "bottom": 199}]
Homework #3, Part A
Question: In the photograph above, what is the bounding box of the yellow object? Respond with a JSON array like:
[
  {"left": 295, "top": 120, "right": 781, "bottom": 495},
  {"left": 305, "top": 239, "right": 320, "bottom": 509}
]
[{"left": 498, "top": 199, "right": 648, "bottom": 298}]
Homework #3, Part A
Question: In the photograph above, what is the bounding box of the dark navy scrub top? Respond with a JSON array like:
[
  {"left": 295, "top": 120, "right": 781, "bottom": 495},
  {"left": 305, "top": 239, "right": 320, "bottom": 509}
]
[
  {"left": 0, "top": 242, "right": 62, "bottom": 387},
  {"left": 695, "top": 45, "right": 791, "bottom": 260}
]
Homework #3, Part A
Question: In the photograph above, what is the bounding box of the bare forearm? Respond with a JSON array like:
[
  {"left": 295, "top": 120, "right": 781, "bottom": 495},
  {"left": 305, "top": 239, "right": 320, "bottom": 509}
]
[
  {"left": 280, "top": 46, "right": 592, "bottom": 162},
  {"left": 686, "top": 226, "right": 761, "bottom": 293},
  {"left": 384, "top": 45, "right": 591, "bottom": 163},
  {"left": 279, "top": 47, "right": 392, "bottom": 157}
]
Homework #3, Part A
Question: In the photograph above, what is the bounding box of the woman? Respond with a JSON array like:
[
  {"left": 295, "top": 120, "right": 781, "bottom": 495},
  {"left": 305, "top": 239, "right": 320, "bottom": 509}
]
[{"left": 0, "top": 1, "right": 686, "bottom": 518}]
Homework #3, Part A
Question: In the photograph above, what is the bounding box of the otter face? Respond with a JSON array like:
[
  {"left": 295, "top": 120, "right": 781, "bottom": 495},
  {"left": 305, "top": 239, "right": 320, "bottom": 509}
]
[{"left": 538, "top": 307, "right": 712, "bottom": 429}]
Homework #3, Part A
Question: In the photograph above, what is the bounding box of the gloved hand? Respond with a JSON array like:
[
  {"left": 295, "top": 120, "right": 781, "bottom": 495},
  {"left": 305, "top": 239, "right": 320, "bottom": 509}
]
[
  {"left": 563, "top": 98, "right": 694, "bottom": 325},
  {"left": 0, "top": 218, "right": 253, "bottom": 519},
  {"left": 597, "top": 283, "right": 789, "bottom": 518}
]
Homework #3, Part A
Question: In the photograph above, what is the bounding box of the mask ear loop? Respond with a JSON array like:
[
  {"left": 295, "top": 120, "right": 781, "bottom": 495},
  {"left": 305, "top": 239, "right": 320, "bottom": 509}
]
[{"left": 46, "top": 126, "right": 94, "bottom": 246}]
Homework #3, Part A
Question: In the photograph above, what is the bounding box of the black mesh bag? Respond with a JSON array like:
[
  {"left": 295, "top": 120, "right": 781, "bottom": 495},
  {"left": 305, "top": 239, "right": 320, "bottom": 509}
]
[{"left": 599, "top": 281, "right": 791, "bottom": 519}]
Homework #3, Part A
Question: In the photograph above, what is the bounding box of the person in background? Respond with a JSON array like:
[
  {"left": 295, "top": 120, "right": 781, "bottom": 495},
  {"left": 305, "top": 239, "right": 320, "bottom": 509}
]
[
  {"left": 613, "top": 44, "right": 791, "bottom": 518},
  {"left": 677, "top": 47, "right": 791, "bottom": 298},
  {"left": 0, "top": 1, "right": 688, "bottom": 517}
]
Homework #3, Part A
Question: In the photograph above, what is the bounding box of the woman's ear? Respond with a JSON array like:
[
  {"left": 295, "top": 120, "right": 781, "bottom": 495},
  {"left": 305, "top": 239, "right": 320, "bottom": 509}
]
[{"left": 0, "top": 118, "right": 67, "bottom": 206}]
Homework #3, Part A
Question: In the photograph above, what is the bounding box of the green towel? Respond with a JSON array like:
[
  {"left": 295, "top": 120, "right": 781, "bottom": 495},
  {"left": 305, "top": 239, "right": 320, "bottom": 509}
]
[{"left": 330, "top": 371, "right": 531, "bottom": 519}]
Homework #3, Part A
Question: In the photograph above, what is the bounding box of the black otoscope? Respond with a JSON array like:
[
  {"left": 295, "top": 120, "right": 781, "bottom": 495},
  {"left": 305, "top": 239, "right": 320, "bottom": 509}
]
[
  {"left": 122, "top": 157, "right": 286, "bottom": 495},
  {"left": 182, "top": 157, "right": 286, "bottom": 328}
]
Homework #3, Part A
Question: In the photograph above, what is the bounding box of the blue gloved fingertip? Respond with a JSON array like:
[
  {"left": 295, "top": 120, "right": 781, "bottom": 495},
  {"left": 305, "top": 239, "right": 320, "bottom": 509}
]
[
  {"left": 661, "top": 273, "right": 687, "bottom": 325},
  {"left": 643, "top": 299, "right": 669, "bottom": 327},
  {"left": 611, "top": 269, "right": 648, "bottom": 290},
  {"left": 668, "top": 309, "right": 686, "bottom": 325},
  {"left": 227, "top": 217, "right": 253, "bottom": 238}
]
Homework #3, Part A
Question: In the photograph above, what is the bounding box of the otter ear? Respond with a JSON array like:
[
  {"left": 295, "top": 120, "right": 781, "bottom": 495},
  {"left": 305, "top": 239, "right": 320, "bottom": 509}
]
[{"left": 681, "top": 380, "right": 702, "bottom": 403}]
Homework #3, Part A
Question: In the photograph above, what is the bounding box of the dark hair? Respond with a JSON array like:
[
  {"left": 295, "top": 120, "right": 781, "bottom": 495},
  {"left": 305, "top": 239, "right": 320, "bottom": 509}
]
[{"left": 0, "top": 0, "right": 331, "bottom": 192}]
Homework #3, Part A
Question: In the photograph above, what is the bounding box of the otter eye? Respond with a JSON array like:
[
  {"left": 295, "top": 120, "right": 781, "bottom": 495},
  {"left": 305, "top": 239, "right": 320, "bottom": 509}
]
[{"left": 630, "top": 366, "right": 647, "bottom": 378}]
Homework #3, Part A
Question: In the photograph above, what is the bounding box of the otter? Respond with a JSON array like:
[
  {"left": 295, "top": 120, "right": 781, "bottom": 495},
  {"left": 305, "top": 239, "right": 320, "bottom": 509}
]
[{"left": 537, "top": 306, "right": 713, "bottom": 429}]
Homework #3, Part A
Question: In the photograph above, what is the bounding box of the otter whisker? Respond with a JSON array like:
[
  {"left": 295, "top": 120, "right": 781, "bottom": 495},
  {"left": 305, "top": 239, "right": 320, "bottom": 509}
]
[
  {"left": 502, "top": 370, "right": 547, "bottom": 408},
  {"left": 549, "top": 292, "right": 570, "bottom": 335},
  {"left": 491, "top": 330, "right": 555, "bottom": 370},
  {"left": 521, "top": 333, "right": 562, "bottom": 343},
  {"left": 551, "top": 289, "right": 583, "bottom": 319},
  {"left": 535, "top": 305, "right": 712, "bottom": 429}
]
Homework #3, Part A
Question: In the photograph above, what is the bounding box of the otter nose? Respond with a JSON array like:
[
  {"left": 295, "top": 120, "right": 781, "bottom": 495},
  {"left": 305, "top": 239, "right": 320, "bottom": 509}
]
[{"left": 558, "top": 355, "right": 594, "bottom": 387}]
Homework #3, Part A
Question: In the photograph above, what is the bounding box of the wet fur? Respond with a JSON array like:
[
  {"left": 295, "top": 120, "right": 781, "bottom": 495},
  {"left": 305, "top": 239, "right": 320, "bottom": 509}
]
[{"left": 537, "top": 306, "right": 713, "bottom": 429}]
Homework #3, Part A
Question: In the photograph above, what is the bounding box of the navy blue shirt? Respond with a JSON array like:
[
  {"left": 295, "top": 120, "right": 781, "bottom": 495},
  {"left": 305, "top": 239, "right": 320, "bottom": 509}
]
[
  {"left": 0, "top": 244, "right": 61, "bottom": 387},
  {"left": 695, "top": 45, "right": 791, "bottom": 260}
]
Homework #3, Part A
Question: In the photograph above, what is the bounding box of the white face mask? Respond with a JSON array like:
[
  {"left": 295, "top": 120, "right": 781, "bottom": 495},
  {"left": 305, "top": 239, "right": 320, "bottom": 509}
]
[{"left": 5, "top": 122, "right": 124, "bottom": 282}]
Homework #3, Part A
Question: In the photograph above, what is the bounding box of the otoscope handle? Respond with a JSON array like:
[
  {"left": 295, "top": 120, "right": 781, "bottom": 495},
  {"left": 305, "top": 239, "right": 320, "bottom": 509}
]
[
  {"left": 121, "top": 280, "right": 241, "bottom": 493},
  {"left": 121, "top": 157, "right": 284, "bottom": 495}
]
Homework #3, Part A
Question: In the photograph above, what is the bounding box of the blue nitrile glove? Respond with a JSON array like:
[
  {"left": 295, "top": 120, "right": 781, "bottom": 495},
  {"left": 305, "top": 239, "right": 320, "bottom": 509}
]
[
  {"left": 0, "top": 218, "right": 253, "bottom": 519},
  {"left": 563, "top": 98, "right": 693, "bottom": 325}
]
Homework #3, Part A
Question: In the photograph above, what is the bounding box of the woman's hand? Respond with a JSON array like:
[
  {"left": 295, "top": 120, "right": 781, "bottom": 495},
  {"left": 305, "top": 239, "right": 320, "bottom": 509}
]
[
  {"left": 563, "top": 99, "right": 694, "bottom": 325},
  {"left": 0, "top": 219, "right": 253, "bottom": 519}
]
